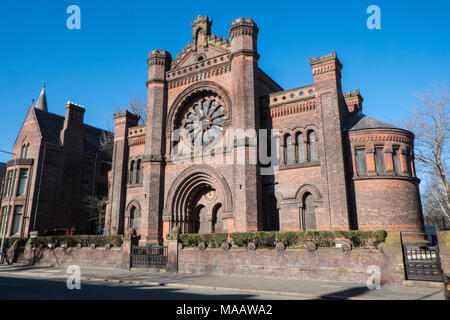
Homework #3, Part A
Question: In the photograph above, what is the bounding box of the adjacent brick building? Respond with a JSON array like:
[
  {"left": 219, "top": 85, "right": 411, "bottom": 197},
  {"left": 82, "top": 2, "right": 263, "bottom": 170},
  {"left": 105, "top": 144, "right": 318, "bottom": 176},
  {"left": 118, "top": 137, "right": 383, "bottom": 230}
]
[
  {"left": 0, "top": 86, "right": 112, "bottom": 237},
  {"left": 106, "top": 15, "right": 424, "bottom": 244}
]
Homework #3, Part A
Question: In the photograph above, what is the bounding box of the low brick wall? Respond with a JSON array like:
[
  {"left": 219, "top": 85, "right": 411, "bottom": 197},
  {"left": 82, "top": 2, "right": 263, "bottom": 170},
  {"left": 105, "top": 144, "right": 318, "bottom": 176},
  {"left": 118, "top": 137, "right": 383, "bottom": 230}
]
[
  {"left": 177, "top": 232, "right": 407, "bottom": 285},
  {"left": 20, "top": 241, "right": 131, "bottom": 270},
  {"left": 178, "top": 247, "right": 405, "bottom": 284}
]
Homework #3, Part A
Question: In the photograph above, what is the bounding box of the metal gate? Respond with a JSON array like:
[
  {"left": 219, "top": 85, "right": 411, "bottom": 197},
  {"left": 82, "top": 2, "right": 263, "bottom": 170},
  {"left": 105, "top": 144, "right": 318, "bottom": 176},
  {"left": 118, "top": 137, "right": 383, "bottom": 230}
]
[
  {"left": 15, "top": 246, "right": 26, "bottom": 264},
  {"left": 403, "top": 245, "right": 443, "bottom": 282},
  {"left": 131, "top": 245, "right": 168, "bottom": 269}
]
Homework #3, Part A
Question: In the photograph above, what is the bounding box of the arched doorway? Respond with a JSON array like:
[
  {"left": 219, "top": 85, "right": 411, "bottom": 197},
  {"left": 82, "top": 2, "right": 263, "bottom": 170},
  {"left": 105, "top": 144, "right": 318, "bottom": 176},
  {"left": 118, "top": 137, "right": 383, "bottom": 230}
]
[
  {"left": 128, "top": 206, "right": 138, "bottom": 231},
  {"left": 164, "top": 165, "right": 233, "bottom": 234},
  {"left": 183, "top": 185, "right": 222, "bottom": 234}
]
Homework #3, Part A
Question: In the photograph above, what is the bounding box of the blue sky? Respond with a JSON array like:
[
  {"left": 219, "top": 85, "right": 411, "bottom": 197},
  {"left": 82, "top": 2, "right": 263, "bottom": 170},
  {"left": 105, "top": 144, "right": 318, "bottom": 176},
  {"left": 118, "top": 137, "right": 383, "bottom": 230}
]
[{"left": 0, "top": 0, "right": 449, "bottom": 163}]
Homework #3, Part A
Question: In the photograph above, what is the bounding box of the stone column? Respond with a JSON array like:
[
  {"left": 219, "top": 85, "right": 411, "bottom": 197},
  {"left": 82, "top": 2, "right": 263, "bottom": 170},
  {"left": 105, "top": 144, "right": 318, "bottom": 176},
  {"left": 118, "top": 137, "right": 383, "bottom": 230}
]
[
  {"left": 229, "top": 17, "right": 261, "bottom": 232},
  {"left": 107, "top": 112, "right": 139, "bottom": 235},
  {"left": 141, "top": 50, "right": 171, "bottom": 244},
  {"left": 167, "top": 239, "right": 179, "bottom": 273},
  {"left": 309, "top": 52, "right": 350, "bottom": 230}
]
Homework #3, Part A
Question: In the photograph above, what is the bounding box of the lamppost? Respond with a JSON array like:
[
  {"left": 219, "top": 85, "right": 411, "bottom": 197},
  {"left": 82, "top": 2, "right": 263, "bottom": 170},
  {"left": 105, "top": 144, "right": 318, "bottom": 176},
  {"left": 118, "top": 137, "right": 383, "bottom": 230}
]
[{"left": 0, "top": 150, "right": 17, "bottom": 264}]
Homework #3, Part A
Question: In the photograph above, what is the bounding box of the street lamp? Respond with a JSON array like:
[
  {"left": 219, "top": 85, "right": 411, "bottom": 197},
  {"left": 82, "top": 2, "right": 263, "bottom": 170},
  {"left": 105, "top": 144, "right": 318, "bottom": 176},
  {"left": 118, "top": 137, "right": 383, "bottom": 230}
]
[{"left": 0, "top": 150, "right": 17, "bottom": 264}]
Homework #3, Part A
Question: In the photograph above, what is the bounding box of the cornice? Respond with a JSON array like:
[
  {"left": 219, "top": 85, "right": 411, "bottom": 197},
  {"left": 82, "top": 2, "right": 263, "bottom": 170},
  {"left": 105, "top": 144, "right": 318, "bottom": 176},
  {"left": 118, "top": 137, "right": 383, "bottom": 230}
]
[
  {"left": 168, "top": 63, "right": 231, "bottom": 90},
  {"left": 262, "top": 99, "right": 316, "bottom": 119}
]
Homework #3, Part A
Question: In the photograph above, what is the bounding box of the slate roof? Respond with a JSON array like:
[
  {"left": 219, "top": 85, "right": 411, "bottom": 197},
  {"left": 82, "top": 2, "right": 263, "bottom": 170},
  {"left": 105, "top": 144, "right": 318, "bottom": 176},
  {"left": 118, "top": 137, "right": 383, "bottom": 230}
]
[
  {"left": 33, "top": 108, "right": 110, "bottom": 157},
  {"left": 344, "top": 111, "right": 400, "bottom": 132}
]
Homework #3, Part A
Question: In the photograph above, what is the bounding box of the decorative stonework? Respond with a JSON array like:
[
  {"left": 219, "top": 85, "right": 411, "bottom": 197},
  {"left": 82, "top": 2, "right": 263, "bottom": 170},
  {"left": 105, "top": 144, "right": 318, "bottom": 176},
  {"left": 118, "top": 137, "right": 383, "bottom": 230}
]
[
  {"left": 168, "top": 56, "right": 231, "bottom": 88},
  {"left": 128, "top": 136, "right": 145, "bottom": 146},
  {"left": 311, "top": 63, "right": 338, "bottom": 76},
  {"left": 349, "top": 133, "right": 412, "bottom": 144},
  {"left": 180, "top": 96, "right": 226, "bottom": 147},
  {"left": 147, "top": 49, "right": 172, "bottom": 66},
  {"left": 167, "top": 81, "right": 232, "bottom": 139},
  {"left": 128, "top": 125, "right": 145, "bottom": 138},
  {"left": 267, "top": 100, "right": 316, "bottom": 119},
  {"left": 229, "top": 17, "right": 258, "bottom": 40}
]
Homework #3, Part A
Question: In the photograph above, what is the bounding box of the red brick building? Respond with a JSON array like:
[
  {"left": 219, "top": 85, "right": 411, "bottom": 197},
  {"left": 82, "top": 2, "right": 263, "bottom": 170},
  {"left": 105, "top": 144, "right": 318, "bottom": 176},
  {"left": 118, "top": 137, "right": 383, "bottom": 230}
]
[
  {"left": 106, "top": 16, "right": 424, "bottom": 244},
  {"left": 0, "top": 86, "right": 112, "bottom": 237}
]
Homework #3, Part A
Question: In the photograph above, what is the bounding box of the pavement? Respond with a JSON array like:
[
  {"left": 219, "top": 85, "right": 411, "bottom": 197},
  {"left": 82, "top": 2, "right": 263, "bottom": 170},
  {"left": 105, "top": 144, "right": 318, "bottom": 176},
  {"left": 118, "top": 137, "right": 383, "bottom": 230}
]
[{"left": 0, "top": 264, "right": 445, "bottom": 300}]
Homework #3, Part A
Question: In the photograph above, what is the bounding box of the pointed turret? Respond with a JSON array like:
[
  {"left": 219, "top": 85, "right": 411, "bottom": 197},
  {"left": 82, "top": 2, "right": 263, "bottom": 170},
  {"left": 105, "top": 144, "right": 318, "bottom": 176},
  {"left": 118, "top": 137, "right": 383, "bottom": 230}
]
[{"left": 35, "top": 84, "right": 48, "bottom": 111}]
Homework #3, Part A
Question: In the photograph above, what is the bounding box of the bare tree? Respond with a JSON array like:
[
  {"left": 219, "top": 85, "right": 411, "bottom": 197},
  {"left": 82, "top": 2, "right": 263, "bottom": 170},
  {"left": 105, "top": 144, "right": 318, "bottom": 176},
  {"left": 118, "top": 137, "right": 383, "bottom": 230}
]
[
  {"left": 128, "top": 96, "right": 146, "bottom": 125},
  {"left": 99, "top": 130, "right": 114, "bottom": 154},
  {"left": 87, "top": 195, "right": 108, "bottom": 234},
  {"left": 99, "top": 95, "right": 146, "bottom": 153},
  {"left": 404, "top": 83, "right": 449, "bottom": 225}
]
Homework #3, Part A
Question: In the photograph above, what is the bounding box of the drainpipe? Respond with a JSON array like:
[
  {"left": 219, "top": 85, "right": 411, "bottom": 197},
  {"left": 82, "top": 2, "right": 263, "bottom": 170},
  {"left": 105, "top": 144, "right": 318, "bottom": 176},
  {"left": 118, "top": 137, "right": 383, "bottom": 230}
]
[
  {"left": 32, "top": 142, "right": 46, "bottom": 231},
  {"left": 89, "top": 153, "right": 98, "bottom": 233}
]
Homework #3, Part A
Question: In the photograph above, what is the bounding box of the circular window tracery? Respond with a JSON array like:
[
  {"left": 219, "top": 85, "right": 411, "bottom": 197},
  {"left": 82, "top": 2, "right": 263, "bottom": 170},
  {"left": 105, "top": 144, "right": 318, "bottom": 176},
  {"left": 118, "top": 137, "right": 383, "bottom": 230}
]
[{"left": 182, "top": 96, "right": 226, "bottom": 146}]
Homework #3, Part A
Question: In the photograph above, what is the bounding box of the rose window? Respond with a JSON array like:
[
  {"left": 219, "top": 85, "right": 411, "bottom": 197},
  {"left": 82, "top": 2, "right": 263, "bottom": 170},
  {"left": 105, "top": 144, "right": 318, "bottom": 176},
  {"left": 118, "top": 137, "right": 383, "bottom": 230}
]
[{"left": 182, "top": 97, "right": 226, "bottom": 146}]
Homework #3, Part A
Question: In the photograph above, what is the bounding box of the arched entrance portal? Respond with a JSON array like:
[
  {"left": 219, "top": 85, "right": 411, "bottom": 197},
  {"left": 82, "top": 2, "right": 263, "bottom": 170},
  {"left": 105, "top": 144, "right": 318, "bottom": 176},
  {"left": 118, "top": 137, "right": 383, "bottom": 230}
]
[{"left": 164, "top": 165, "right": 233, "bottom": 234}]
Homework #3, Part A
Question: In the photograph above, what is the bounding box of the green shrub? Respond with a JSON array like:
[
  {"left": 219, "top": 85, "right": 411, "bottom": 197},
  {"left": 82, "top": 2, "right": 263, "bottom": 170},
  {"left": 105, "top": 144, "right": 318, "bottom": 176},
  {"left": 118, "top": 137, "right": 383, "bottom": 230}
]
[
  {"left": 276, "top": 232, "right": 299, "bottom": 247},
  {"left": 276, "top": 230, "right": 387, "bottom": 248},
  {"left": 179, "top": 234, "right": 202, "bottom": 247},
  {"left": 29, "top": 235, "right": 123, "bottom": 248},
  {"left": 334, "top": 230, "right": 387, "bottom": 247},
  {"left": 172, "top": 230, "right": 387, "bottom": 249},
  {"left": 201, "top": 233, "right": 228, "bottom": 248},
  {"left": 229, "top": 232, "right": 275, "bottom": 248},
  {"left": 179, "top": 233, "right": 228, "bottom": 248},
  {"left": 2, "top": 238, "right": 27, "bottom": 250}
]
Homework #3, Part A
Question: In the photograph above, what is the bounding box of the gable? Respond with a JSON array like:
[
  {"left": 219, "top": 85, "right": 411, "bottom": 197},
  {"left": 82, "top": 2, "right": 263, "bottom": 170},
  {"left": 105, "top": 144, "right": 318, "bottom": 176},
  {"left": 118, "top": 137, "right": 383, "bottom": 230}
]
[
  {"left": 171, "top": 36, "right": 231, "bottom": 70},
  {"left": 12, "top": 107, "right": 43, "bottom": 150}
]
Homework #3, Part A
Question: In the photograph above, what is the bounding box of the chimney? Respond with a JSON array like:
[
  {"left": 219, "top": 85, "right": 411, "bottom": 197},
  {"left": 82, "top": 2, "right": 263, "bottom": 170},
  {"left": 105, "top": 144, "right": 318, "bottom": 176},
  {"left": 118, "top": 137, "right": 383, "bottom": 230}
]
[
  {"left": 60, "top": 101, "right": 86, "bottom": 146},
  {"left": 64, "top": 101, "right": 85, "bottom": 126}
]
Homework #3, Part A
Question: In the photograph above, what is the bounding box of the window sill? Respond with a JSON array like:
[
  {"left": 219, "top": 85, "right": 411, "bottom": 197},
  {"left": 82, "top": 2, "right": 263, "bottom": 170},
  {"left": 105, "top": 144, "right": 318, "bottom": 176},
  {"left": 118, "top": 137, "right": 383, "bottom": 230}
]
[
  {"left": 127, "top": 183, "right": 143, "bottom": 189},
  {"left": 353, "top": 175, "right": 420, "bottom": 183},
  {"left": 278, "top": 160, "right": 321, "bottom": 171}
]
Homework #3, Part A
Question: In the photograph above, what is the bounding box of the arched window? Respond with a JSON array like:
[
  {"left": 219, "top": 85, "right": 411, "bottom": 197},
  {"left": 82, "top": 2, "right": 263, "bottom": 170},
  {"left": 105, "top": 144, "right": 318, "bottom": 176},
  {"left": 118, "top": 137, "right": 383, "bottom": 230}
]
[
  {"left": 21, "top": 143, "right": 29, "bottom": 159},
  {"left": 296, "top": 132, "right": 305, "bottom": 163},
  {"left": 307, "top": 130, "right": 317, "bottom": 161},
  {"left": 284, "top": 134, "right": 294, "bottom": 165},
  {"left": 128, "top": 206, "right": 138, "bottom": 231},
  {"left": 136, "top": 159, "right": 142, "bottom": 184},
  {"left": 129, "top": 160, "right": 135, "bottom": 184},
  {"left": 302, "top": 193, "right": 316, "bottom": 230}
]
